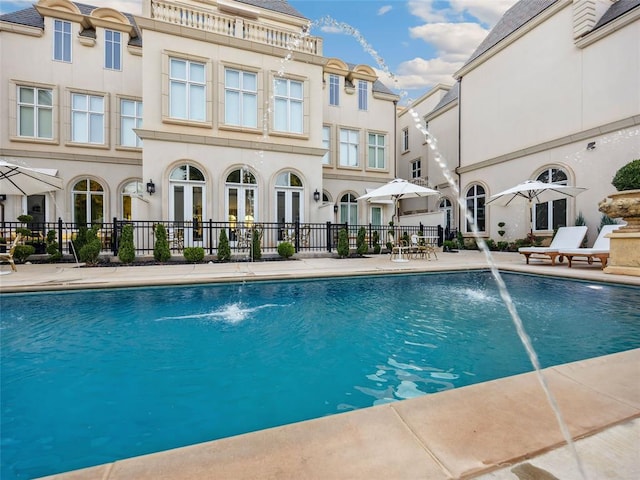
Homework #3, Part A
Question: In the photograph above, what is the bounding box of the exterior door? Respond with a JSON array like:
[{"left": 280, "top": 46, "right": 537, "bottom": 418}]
[
  {"left": 225, "top": 168, "right": 257, "bottom": 244},
  {"left": 169, "top": 165, "right": 206, "bottom": 244}
]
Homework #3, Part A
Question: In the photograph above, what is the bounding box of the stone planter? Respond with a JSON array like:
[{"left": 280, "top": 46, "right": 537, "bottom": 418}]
[{"left": 598, "top": 189, "right": 640, "bottom": 276}]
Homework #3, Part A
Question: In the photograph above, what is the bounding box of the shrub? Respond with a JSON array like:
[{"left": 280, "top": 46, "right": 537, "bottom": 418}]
[
  {"left": 277, "top": 241, "right": 295, "bottom": 259},
  {"left": 611, "top": 159, "right": 640, "bottom": 191},
  {"left": 118, "top": 224, "right": 136, "bottom": 264},
  {"left": 442, "top": 240, "right": 456, "bottom": 252},
  {"left": 497, "top": 241, "right": 509, "bottom": 251},
  {"left": 337, "top": 228, "right": 350, "bottom": 258},
  {"left": 372, "top": 230, "right": 381, "bottom": 254},
  {"left": 456, "top": 231, "right": 465, "bottom": 250},
  {"left": 16, "top": 214, "right": 33, "bottom": 237},
  {"left": 252, "top": 229, "right": 262, "bottom": 260},
  {"left": 46, "top": 230, "right": 62, "bottom": 262},
  {"left": 217, "top": 229, "right": 231, "bottom": 262},
  {"left": 484, "top": 238, "right": 496, "bottom": 251},
  {"left": 599, "top": 214, "right": 619, "bottom": 230},
  {"left": 13, "top": 244, "right": 35, "bottom": 263},
  {"left": 78, "top": 225, "right": 102, "bottom": 265},
  {"left": 356, "top": 226, "right": 368, "bottom": 256},
  {"left": 72, "top": 225, "right": 89, "bottom": 256},
  {"left": 184, "top": 246, "right": 205, "bottom": 263},
  {"left": 153, "top": 224, "right": 171, "bottom": 263}
]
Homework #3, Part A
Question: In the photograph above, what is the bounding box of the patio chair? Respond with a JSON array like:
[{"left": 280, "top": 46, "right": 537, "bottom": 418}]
[
  {"left": 518, "top": 226, "right": 588, "bottom": 266},
  {"left": 558, "top": 224, "right": 623, "bottom": 269},
  {"left": 410, "top": 234, "right": 428, "bottom": 259},
  {"left": 388, "top": 232, "right": 409, "bottom": 261},
  {"left": 0, "top": 234, "right": 22, "bottom": 272}
]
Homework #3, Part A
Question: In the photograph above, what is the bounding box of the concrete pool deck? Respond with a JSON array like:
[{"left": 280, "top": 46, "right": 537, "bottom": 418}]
[{"left": 1, "top": 251, "right": 639, "bottom": 479}]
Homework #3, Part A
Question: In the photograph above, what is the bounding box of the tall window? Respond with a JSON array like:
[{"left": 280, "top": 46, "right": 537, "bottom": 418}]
[
  {"left": 53, "top": 19, "right": 71, "bottom": 62},
  {"left": 439, "top": 198, "right": 453, "bottom": 231},
  {"left": 367, "top": 133, "right": 385, "bottom": 169},
  {"left": 170, "top": 58, "right": 205, "bottom": 121},
  {"left": 226, "top": 168, "right": 257, "bottom": 237},
  {"left": 339, "top": 193, "right": 358, "bottom": 224},
  {"left": 322, "top": 125, "right": 331, "bottom": 165},
  {"left": 120, "top": 99, "right": 142, "bottom": 147},
  {"left": 358, "top": 80, "right": 368, "bottom": 111},
  {"left": 329, "top": 74, "right": 339, "bottom": 106},
  {"left": 465, "top": 184, "right": 485, "bottom": 232},
  {"left": 534, "top": 168, "right": 569, "bottom": 231},
  {"left": 18, "top": 86, "right": 53, "bottom": 139},
  {"left": 121, "top": 181, "right": 143, "bottom": 220},
  {"left": 71, "top": 93, "right": 104, "bottom": 144},
  {"left": 411, "top": 159, "right": 421, "bottom": 179},
  {"left": 225, "top": 68, "right": 257, "bottom": 128},
  {"left": 276, "top": 171, "right": 303, "bottom": 223},
  {"left": 339, "top": 128, "right": 359, "bottom": 167},
  {"left": 274, "top": 78, "right": 303, "bottom": 133},
  {"left": 73, "top": 179, "right": 104, "bottom": 224},
  {"left": 105, "top": 30, "right": 121, "bottom": 70},
  {"left": 402, "top": 128, "right": 409, "bottom": 152}
]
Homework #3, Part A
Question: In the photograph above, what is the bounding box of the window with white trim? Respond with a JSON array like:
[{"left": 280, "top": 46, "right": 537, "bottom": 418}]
[
  {"left": 534, "top": 168, "right": 569, "bottom": 231},
  {"left": 72, "top": 179, "right": 105, "bottom": 224},
  {"left": 120, "top": 98, "right": 142, "bottom": 147},
  {"left": 71, "top": 93, "right": 104, "bottom": 144},
  {"left": 402, "top": 127, "right": 409, "bottom": 152},
  {"left": 367, "top": 133, "right": 385, "bottom": 169},
  {"left": 274, "top": 78, "right": 303, "bottom": 134},
  {"left": 105, "top": 30, "right": 121, "bottom": 70},
  {"left": 339, "top": 193, "right": 358, "bottom": 224},
  {"left": 170, "top": 58, "right": 206, "bottom": 121},
  {"left": 329, "top": 74, "right": 339, "bottom": 106},
  {"left": 322, "top": 125, "right": 331, "bottom": 165},
  {"left": 358, "top": 80, "right": 368, "bottom": 111},
  {"left": 465, "top": 184, "right": 486, "bottom": 233},
  {"left": 225, "top": 68, "right": 257, "bottom": 128},
  {"left": 53, "top": 19, "right": 72, "bottom": 62},
  {"left": 339, "top": 128, "right": 359, "bottom": 167},
  {"left": 18, "top": 86, "right": 53, "bottom": 139},
  {"left": 411, "top": 159, "right": 421, "bottom": 179}
]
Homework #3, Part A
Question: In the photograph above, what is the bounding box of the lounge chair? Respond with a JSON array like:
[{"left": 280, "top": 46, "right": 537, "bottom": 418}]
[
  {"left": 0, "top": 234, "right": 22, "bottom": 272},
  {"left": 558, "top": 224, "right": 622, "bottom": 269},
  {"left": 518, "top": 226, "right": 587, "bottom": 266}
]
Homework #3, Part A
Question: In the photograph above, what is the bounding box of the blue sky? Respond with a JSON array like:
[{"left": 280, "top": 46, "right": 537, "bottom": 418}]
[{"left": 1, "top": 0, "right": 517, "bottom": 101}]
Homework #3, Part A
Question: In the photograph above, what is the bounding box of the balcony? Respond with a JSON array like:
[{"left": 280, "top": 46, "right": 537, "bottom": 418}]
[{"left": 150, "top": 0, "right": 322, "bottom": 55}]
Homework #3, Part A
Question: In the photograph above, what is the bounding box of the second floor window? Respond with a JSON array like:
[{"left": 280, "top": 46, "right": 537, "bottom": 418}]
[
  {"left": 105, "top": 30, "right": 121, "bottom": 70},
  {"left": 120, "top": 98, "right": 142, "bottom": 147},
  {"left": 322, "top": 125, "right": 331, "bottom": 165},
  {"left": 274, "top": 78, "right": 303, "bottom": 134},
  {"left": 225, "top": 69, "right": 257, "bottom": 128},
  {"left": 411, "top": 159, "right": 421, "bottom": 179},
  {"left": 367, "top": 133, "right": 385, "bottom": 169},
  {"left": 71, "top": 93, "right": 104, "bottom": 144},
  {"left": 329, "top": 74, "right": 339, "bottom": 106},
  {"left": 170, "top": 58, "right": 205, "bottom": 121},
  {"left": 358, "top": 80, "right": 368, "bottom": 111},
  {"left": 402, "top": 128, "right": 409, "bottom": 151},
  {"left": 339, "top": 128, "right": 359, "bottom": 167},
  {"left": 53, "top": 19, "right": 72, "bottom": 62},
  {"left": 18, "top": 86, "right": 53, "bottom": 139}
]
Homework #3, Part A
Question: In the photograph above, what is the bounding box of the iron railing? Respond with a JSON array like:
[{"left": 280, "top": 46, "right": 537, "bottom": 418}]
[{"left": 0, "top": 218, "right": 447, "bottom": 258}]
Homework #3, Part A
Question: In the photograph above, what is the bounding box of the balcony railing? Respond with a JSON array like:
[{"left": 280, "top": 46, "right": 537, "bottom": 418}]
[
  {"left": 0, "top": 219, "right": 445, "bottom": 259},
  {"left": 151, "top": 0, "right": 322, "bottom": 55}
]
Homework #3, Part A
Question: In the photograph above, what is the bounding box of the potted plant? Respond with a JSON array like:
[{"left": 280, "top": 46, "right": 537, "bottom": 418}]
[{"left": 598, "top": 159, "right": 640, "bottom": 275}]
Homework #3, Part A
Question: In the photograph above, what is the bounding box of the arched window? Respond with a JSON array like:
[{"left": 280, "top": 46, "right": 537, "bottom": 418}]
[
  {"left": 439, "top": 197, "right": 453, "bottom": 231},
  {"left": 534, "top": 167, "right": 568, "bottom": 231},
  {"left": 465, "top": 185, "right": 485, "bottom": 232},
  {"left": 275, "top": 171, "right": 303, "bottom": 223},
  {"left": 169, "top": 164, "right": 206, "bottom": 242},
  {"left": 121, "top": 180, "right": 143, "bottom": 220},
  {"left": 226, "top": 167, "right": 257, "bottom": 232},
  {"left": 72, "top": 178, "right": 104, "bottom": 225},
  {"left": 339, "top": 193, "right": 358, "bottom": 225}
]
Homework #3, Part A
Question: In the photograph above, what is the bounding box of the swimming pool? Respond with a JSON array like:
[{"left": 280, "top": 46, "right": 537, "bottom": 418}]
[{"left": 1, "top": 271, "right": 639, "bottom": 479}]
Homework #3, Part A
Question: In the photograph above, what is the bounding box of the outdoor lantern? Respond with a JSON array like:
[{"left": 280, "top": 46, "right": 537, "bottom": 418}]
[
  {"left": 333, "top": 204, "right": 338, "bottom": 213},
  {"left": 586, "top": 141, "right": 596, "bottom": 151},
  {"left": 146, "top": 179, "right": 156, "bottom": 195},
  {"left": 313, "top": 189, "right": 320, "bottom": 202}
]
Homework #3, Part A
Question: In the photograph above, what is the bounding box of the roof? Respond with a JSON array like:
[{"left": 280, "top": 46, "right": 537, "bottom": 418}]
[
  {"left": 236, "top": 0, "right": 307, "bottom": 19},
  {"left": 431, "top": 82, "right": 459, "bottom": 113},
  {"left": 462, "top": 0, "right": 640, "bottom": 70}
]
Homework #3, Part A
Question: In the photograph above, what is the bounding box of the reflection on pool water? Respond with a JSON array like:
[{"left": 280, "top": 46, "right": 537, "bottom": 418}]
[{"left": 2, "top": 271, "right": 639, "bottom": 479}]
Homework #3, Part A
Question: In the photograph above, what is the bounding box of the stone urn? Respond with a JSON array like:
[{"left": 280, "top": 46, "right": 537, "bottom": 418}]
[{"left": 598, "top": 189, "right": 640, "bottom": 276}]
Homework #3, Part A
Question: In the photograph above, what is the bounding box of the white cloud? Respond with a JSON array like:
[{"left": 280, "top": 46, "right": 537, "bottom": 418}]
[
  {"left": 103, "top": 0, "right": 143, "bottom": 15},
  {"left": 409, "top": 22, "right": 488, "bottom": 62},
  {"left": 378, "top": 5, "right": 392, "bottom": 16},
  {"left": 449, "top": 0, "right": 517, "bottom": 26},
  {"left": 376, "top": 56, "right": 461, "bottom": 93}
]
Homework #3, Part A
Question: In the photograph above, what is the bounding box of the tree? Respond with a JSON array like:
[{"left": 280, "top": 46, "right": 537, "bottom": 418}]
[
  {"left": 356, "top": 226, "right": 368, "bottom": 256},
  {"left": 218, "top": 229, "right": 231, "bottom": 262},
  {"left": 337, "top": 228, "right": 350, "bottom": 258},
  {"left": 118, "top": 223, "right": 136, "bottom": 264}
]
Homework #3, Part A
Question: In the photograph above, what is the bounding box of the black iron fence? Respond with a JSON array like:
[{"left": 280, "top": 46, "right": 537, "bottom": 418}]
[{"left": 1, "top": 218, "right": 449, "bottom": 257}]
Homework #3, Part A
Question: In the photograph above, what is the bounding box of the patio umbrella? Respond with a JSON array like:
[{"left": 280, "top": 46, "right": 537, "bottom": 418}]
[
  {"left": 357, "top": 178, "right": 439, "bottom": 220},
  {"left": 0, "top": 160, "right": 63, "bottom": 196},
  {"left": 486, "top": 180, "right": 587, "bottom": 234}
]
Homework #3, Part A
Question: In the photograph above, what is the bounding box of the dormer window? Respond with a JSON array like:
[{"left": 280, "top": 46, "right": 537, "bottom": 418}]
[
  {"left": 53, "top": 19, "right": 72, "bottom": 62},
  {"left": 105, "top": 30, "right": 122, "bottom": 70}
]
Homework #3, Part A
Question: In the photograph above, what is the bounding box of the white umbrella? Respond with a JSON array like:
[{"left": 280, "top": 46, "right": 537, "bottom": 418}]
[
  {"left": 357, "top": 179, "right": 439, "bottom": 218},
  {"left": 0, "top": 160, "right": 63, "bottom": 196},
  {"left": 486, "top": 180, "right": 587, "bottom": 233}
]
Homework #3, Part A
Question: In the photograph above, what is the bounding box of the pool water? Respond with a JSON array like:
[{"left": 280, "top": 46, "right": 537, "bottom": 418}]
[{"left": 1, "top": 271, "right": 639, "bottom": 479}]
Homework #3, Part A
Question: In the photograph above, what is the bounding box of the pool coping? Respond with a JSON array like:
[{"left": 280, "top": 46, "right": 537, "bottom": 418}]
[{"left": 2, "top": 252, "right": 638, "bottom": 479}]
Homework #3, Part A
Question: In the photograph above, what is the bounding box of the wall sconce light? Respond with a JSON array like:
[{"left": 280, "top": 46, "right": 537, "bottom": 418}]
[
  {"left": 0, "top": 194, "right": 6, "bottom": 202},
  {"left": 146, "top": 179, "right": 156, "bottom": 195},
  {"left": 333, "top": 204, "right": 338, "bottom": 213},
  {"left": 586, "top": 141, "right": 596, "bottom": 151},
  {"left": 313, "top": 189, "right": 320, "bottom": 202}
]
